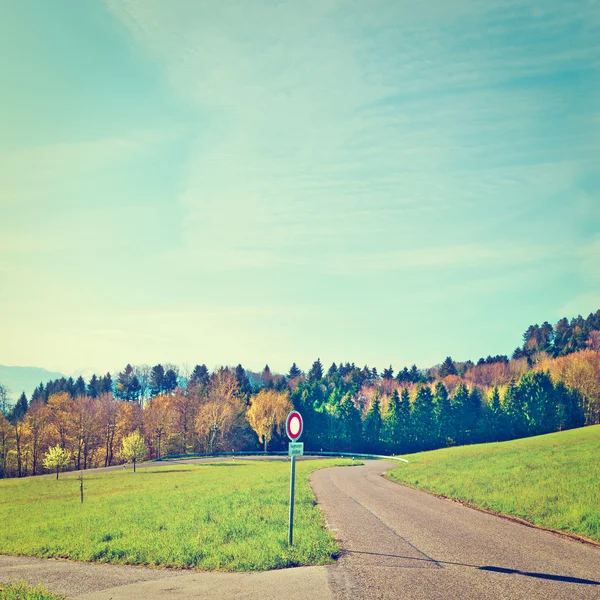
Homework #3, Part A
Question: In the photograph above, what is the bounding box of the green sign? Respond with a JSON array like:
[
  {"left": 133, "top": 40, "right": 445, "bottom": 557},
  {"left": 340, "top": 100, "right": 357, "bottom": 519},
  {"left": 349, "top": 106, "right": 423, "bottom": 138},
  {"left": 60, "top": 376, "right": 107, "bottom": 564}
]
[{"left": 288, "top": 442, "right": 304, "bottom": 456}]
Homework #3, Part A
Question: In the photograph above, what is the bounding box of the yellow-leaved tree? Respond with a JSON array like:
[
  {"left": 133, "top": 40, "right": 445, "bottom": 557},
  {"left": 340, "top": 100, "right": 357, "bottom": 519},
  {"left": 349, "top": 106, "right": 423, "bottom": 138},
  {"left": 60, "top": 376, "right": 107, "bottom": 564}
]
[
  {"left": 120, "top": 430, "right": 146, "bottom": 472},
  {"left": 246, "top": 389, "right": 292, "bottom": 451},
  {"left": 43, "top": 445, "right": 71, "bottom": 479}
]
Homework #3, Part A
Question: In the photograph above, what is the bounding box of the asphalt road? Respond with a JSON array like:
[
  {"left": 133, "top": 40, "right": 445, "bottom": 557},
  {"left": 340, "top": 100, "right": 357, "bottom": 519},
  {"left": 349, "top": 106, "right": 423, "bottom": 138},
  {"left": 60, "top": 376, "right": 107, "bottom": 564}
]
[
  {"left": 310, "top": 460, "right": 600, "bottom": 600},
  {"left": 1, "top": 460, "right": 598, "bottom": 599}
]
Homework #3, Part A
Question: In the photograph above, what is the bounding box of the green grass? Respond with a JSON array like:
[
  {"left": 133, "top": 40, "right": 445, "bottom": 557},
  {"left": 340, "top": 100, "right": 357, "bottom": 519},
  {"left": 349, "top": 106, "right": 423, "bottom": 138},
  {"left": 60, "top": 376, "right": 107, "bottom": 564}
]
[
  {"left": 388, "top": 425, "right": 600, "bottom": 542},
  {"left": 0, "top": 582, "right": 65, "bottom": 600},
  {"left": 0, "top": 459, "right": 352, "bottom": 571}
]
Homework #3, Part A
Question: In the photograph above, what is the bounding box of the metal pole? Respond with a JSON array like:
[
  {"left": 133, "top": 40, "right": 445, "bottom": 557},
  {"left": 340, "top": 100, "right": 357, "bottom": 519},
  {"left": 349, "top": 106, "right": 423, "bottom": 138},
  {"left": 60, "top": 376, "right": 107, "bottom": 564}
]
[{"left": 288, "top": 454, "right": 296, "bottom": 545}]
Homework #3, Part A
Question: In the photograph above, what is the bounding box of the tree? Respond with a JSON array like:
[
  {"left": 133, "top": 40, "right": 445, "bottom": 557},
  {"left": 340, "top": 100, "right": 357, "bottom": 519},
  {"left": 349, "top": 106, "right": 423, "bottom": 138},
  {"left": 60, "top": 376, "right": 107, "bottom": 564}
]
[
  {"left": 261, "top": 365, "right": 273, "bottom": 389},
  {"left": 451, "top": 384, "right": 470, "bottom": 445},
  {"left": 246, "top": 389, "right": 292, "bottom": 451},
  {"left": 439, "top": 357, "right": 457, "bottom": 378},
  {"left": 288, "top": 363, "right": 302, "bottom": 379},
  {"left": 363, "top": 397, "right": 382, "bottom": 453},
  {"left": 163, "top": 369, "right": 178, "bottom": 394},
  {"left": 382, "top": 365, "right": 394, "bottom": 380},
  {"left": 25, "top": 399, "right": 49, "bottom": 475},
  {"left": 120, "top": 431, "right": 146, "bottom": 472},
  {"left": 433, "top": 382, "right": 453, "bottom": 446},
  {"left": 43, "top": 445, "right": 71, "bottom": 479},
  {"left": 87, "top": 374, "right": 101, "bottom": 398},
  {"left": 413, "top": 385, "right": 436, "bottom": 451},
  {"left": 196, "top": 368, "right": 244, "bottom": 453},
  {"left": 10, "top": 392, "right": 28, "bottom": 423},
  {"left": 143, "top": 394, "right": 172, "bottom": 459},
  {"left": 0, "top": 413, "right": 12, "bottom": 478},
  {"left": 150, "top": 364, "right": 165, "bottom": 396},
  {"left": 383, "top": 390, "right": 401, "bottom": 453},
  {"left": 74, "top": 376, "right": 86, "bottom": 397},
  {"left": 308, "top": 359, "right": 323, "bottom": 383},
  {"left": 189, "top": 364, "right": 210, "bottom": 388},
  {"left": 339, "top": 395, "right": 362, "bottom": 451}
]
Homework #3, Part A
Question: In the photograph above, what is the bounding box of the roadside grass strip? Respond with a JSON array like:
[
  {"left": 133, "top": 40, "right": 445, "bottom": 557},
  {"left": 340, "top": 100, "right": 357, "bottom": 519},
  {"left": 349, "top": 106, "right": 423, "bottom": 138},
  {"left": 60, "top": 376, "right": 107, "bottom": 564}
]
[
  {"left": 0, "top": 459, "right": 352, "bottom": 571},
  {"left": 387, "top": 425, "right": 600, "bottom": 542},
  {"left": 0, "top": 582, "right": 66, "bottom": 600}
]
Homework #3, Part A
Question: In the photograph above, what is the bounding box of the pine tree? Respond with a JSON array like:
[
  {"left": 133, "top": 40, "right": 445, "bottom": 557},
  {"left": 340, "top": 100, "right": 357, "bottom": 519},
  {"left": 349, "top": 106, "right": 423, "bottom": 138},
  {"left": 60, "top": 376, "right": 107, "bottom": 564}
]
[
  {"left": 409, "top": 364, "right": 421, "bottom": 383},
  {"left": 438, "top": 356, "right": 457, "bottom": 378},
  {"left": 363, "top": 397, "right": 383, "bottom": 453},
  {"left": 87, "top": 374, "right": 100, "bottom": 398},
  {"left": 10, "top": 392, "right": 28, "bottom": 423},
  {"left": 74, "top": 376, "right": 86, "bottom": 397},
  {"left": 382, "top": 365, "right": 394, "bottom": 380},
  {"left": 451, "top": 384, "right": 470, "bottom": 445},
  {"left": 488, "top": 387, "right": 505, "bottom": 441},
  {"left": 383, "top": 390, "right": 401, "bottom": 453},
  {"left": 150, "top": 364, "right": 165, "bottom": 396},
  {"left": 412, "top": 385, "right": 436, "bottom": 451},
  {"left": 327, "top": 362, "right": 338, "bottom": 378},
  {"left": 433, "top": 382, "right": 452, "bottom": 447},
  {"left": 288, "top": 363, "right": 302, "bottom": 379},
  {"left": 100, "top": 373, "right": 113, "bottom": 395},
  {"left": 340, "top": 395, "right": 362, "bottom": 451},
  {"left": 504, "top": 381, "right": 527, "bottom": 439},
  {"left": 190, "top": 364, "right": 209, "bottom": 388},
  {"left": 398, "top": 388, "right": 412, "bottom": 452},
  {"left": 308, "top": 359, "right": 323, "bottom": 383},
  {"left": 163, "top": 369, "right": 178, "bottom": 394}
]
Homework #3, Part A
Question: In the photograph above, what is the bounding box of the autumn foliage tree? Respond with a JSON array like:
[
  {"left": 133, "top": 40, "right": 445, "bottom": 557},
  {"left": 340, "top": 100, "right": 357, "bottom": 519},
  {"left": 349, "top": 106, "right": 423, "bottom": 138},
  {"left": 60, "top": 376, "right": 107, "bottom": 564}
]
[{"left": 246, "top": 389, "right": 292, "bottom": 451}]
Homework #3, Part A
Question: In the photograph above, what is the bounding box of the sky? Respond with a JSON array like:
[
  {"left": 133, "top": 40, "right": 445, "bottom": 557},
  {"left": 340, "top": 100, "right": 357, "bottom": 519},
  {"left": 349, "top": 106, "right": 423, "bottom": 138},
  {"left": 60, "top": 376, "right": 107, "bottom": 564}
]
[{"left": 1, "top": 0, "right": 599, "bottom": 377}]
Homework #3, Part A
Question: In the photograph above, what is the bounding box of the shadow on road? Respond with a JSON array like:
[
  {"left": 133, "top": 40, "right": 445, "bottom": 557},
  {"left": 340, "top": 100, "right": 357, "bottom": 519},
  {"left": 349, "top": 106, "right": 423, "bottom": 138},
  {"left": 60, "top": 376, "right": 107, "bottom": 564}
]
[{"left": 345, "top": 551, "right": 600, "bottom": 586}]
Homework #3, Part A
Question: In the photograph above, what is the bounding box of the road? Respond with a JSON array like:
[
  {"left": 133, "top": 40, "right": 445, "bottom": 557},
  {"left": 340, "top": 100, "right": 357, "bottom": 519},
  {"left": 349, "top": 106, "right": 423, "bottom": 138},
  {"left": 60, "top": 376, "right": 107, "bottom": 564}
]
[
  {"left": 1, "top": 460, "right": 598, "bottom": 599},
  {"left": 310, "top": 461, "right": 599, "bottom": 599}
]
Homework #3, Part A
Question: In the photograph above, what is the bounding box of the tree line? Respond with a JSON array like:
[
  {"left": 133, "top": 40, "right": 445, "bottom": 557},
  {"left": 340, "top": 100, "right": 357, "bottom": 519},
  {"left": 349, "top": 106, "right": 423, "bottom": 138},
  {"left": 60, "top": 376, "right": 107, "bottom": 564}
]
[{"left": 0, "top": 310, "right": 599, "bottom": 479}]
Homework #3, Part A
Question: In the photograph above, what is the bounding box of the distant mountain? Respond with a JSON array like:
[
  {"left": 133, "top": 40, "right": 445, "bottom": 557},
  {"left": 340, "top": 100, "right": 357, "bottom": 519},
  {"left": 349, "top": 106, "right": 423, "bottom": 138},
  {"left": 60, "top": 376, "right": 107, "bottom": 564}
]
[{"left": 0, "top": 365, "right": 66, "bottom": 401}]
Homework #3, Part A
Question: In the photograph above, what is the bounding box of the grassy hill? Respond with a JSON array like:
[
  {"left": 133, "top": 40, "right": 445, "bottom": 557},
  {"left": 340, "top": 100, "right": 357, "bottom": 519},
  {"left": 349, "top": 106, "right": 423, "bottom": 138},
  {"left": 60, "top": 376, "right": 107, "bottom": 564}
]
[
  {"left": 388, "top": 425, "right": 600, "bottom": 542},
  {"left": 0, "top": 459, "right": 351, "bottom": 571}
]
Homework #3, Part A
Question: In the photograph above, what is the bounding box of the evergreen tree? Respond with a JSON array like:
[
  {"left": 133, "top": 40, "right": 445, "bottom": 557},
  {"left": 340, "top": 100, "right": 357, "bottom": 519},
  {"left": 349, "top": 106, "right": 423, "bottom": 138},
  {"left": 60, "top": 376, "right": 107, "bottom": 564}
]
[
  {"left": 398, "top": 388, "right": 412, "bottom": 452},
  {"left": 288, "top": 363, "right": 302, "bottom": 379},
  {"left": 190, "top": 364, "right": 209, "bottom": 388},
  {"left": 163, "top": 369, "right": 178, "bottom": 394},
  {"left": 412, "top": 385, "right": 436, "bottom": 451},
  {"left": 150, "top": 364, "right": 165, "bottom": 396},
  {"left": 87, "top": 374, "right": 100, "bottom": 398},
  {"left": 383, "top": 390, "right": 401, "bottom": 453},
  {"left": 433, "top": 382, "right": 453, "bottom": 446},
  {"left": 488, "top": 387, "right": 506, "bottom": 441},
  {"left": 438, "top": 356, "right": 457, "bottom": 378},
  {"left": 504, "top": 381, "right": 527, "bottom": 439},
  {"left": 382, "top": 365, "right": 394, "bottom": 380},
  {"left": 339, "top": 395, "right": 362, "bottom": 451},
  {"left": 327, "top": 362, "right": 338, "bottom": 378},
  {"left": 261, "top": 365, "right": 273, "bottom": 388},
  {"left": 100, "top": 373, "right": 113, "bottom": 394},
  {"left": 234, "top": 364, "right": 252, "bottom": 397},
  {"left": 308, "top": 358, "right": 323, "bottom": 383},
  {"left": 363, "top": 397, "right": 383, "bottom": 453},
  {"left": 451, "top": 384, "right": 470, "bottom": 445},
  {"left": 74, "top": 376, "right": 86, "bottom": 397},
  {"left": 409, "top": 364, "right": 420, "bottom": 383},
  {"left": 555, "top": 382, "right": 584, "bottom": 431},
  {"left": 31, "top": 383, "right": 46, "bottom": 403},
  {"left": 466, "top": 387, "right": 482, "bottom": 443},
  {"left": 10, "top": 392, "right": 28, "bottom": 423}
]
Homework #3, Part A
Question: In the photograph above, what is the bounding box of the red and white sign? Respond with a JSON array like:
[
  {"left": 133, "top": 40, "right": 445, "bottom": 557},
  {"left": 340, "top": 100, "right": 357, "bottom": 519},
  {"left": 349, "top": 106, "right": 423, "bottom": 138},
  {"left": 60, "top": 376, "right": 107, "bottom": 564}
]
[{"left": 286, "top": 411, "right": 303, "bottom": 441}]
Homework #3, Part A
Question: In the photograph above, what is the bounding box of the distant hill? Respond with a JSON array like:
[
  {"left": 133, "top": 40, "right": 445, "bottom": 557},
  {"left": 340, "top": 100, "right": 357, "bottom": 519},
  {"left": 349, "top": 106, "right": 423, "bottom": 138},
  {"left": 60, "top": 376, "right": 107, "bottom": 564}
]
[{"left": 0, "top": 365, "right": 66, "bottom": 401}]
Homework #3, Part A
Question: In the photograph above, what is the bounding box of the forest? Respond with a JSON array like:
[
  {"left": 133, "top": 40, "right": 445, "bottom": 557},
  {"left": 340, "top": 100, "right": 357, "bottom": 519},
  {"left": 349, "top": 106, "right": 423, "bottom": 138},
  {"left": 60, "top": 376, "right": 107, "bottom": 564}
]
[{"left": 0, "top": 310, "right": 599, "bottom": 479}]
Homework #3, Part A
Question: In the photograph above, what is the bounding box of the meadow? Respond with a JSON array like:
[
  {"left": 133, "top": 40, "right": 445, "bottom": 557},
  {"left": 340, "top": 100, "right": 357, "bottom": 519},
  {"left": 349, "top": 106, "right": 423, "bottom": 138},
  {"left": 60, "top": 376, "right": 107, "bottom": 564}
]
[
  {"left": 387, "top": 424, "right": 600, "bottom": 542},
  {"left": 0, "top": 459, "right": 352, "bottom": 571}
]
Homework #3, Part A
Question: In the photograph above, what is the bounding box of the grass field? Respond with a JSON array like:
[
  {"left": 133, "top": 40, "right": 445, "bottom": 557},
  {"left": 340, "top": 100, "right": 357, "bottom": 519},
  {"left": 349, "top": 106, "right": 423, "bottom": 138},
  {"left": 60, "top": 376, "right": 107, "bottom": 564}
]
[
  {"left": 0, "top": 582, "right": 66, "bottom": 600},
  {"left": 388, "top": 425, "right": 600, "bottom": 542},
  {"left": 0, "top": 459, "right": 352, "bottom": 571}
]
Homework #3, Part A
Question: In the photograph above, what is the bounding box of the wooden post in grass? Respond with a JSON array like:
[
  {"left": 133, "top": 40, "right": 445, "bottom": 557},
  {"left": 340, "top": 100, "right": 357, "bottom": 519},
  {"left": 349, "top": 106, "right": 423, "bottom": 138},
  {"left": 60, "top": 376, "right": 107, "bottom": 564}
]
[{"left": 78, "top": 472, "right": 84, "bottom": 503}]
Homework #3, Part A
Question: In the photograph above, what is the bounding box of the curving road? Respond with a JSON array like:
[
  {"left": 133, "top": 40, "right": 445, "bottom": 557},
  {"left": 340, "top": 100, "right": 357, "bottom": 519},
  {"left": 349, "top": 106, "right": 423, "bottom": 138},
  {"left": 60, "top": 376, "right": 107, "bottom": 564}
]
[
  {"left": 310, "top": 460, "right": 600, "bottom": 600},
  {"left": 1, "top": 460, "right": 598, "bottom": 599}
]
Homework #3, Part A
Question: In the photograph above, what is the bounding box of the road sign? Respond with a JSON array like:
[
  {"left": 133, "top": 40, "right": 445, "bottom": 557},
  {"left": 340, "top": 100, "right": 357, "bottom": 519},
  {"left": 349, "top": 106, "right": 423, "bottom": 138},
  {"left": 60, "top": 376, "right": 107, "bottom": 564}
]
[
  {"left": 288, "top": 442, "right": 304, "bottom": 456},
  {"left": 286, "top": 411, "right": 303, "bottom": 546},
  {"left": 286, "top": 411, "right": 303, "bottom": 441}
]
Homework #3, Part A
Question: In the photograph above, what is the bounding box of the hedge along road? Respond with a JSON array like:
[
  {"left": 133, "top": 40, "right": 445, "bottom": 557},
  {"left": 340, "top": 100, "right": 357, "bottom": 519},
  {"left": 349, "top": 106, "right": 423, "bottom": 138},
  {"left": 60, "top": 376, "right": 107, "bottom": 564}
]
[{"left": 1, "top": 459, "right": 599, "bottom": 599}]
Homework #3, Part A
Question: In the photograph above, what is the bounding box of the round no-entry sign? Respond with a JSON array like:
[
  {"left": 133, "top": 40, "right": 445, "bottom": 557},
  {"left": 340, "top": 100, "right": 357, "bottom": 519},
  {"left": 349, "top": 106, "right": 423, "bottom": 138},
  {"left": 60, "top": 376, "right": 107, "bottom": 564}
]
[{"left": 286, "top": 411, "right": 303, "bottom": 441}]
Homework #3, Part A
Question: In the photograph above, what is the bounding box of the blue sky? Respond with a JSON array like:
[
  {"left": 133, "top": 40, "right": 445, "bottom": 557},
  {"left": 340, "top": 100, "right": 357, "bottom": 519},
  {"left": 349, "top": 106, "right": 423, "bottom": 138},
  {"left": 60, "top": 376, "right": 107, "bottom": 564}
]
[{"left": 1, "top": 0, "right": 599, "bottom": 376}]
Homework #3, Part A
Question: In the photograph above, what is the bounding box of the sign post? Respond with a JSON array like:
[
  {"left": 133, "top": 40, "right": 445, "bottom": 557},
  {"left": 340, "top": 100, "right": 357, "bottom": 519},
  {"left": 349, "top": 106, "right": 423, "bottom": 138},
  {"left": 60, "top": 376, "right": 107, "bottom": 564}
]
[{"left": 286, "top": 410, "right": 303, "bottom": 546}]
